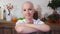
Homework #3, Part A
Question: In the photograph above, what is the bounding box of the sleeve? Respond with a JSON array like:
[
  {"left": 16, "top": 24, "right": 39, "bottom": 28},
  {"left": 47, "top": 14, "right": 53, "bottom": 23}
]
[
  {"left": 15, "top": 20, "right": 23, "bottom": 25},
  {"left": 37, "top": 19, "right": 44, "bottom": 24},
  {"left": 37, "top": 20, "right": 44, "bottom": 24}
]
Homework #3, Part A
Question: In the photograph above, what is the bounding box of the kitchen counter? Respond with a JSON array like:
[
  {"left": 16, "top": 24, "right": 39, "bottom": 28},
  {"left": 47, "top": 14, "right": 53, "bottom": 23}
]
[
  {"left": 0, "top": 19, "right": 18, "bottom": 34},
  {"left": 0, "top": 19, "right": 15, "bottom": 27},
  {"left": 46, "top": 22, "right": 60, "bottom": 30},
  {"left": 0, "top": 19, "right": 15, "bottom": 23},
  {"left": 0, "top": 19, "right": 60, "bottom": 34}
]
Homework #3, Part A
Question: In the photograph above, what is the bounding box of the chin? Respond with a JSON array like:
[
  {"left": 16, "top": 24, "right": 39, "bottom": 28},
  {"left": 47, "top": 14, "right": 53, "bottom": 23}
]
[
  {"left": 27, "top": 17, "right": 31, "bottom": 19},
  {"left": 26, "top": 17, "right": 31, "bottom": 19}
]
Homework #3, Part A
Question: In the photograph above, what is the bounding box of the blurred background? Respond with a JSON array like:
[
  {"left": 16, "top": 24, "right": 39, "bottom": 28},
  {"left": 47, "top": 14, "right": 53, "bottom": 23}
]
[
  {"left": 0, "top": 0, "right": 53, "bottom": 18},
  {"left": 0, "top": 0, "right": 60, "bottom": 34}
]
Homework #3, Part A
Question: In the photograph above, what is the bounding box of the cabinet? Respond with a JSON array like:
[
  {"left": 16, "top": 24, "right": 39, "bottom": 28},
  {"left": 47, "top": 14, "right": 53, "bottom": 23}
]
[
  {"left": 0, "top": 20, "right": 60, "bottom": 34},
  {"left": 0, "top": 20, "right": 18, "bottom": 34}
]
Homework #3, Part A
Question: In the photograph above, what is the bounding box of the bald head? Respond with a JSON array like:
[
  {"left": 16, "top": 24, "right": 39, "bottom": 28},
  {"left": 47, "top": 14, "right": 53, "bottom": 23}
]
[{"left": 22, "top": 1, "right": 34, "bottom": 9}]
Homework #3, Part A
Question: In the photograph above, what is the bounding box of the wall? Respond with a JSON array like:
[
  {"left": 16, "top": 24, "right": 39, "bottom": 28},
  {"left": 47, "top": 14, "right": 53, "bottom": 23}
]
[{"left": 0, "top": 0, "right": 53, "bottom": 18}]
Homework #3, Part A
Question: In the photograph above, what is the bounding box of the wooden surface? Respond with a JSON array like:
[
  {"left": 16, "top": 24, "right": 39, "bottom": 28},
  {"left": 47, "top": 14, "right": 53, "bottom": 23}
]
[
  {"left": 0, "top": 19, "right": 60, "bottom": 34},
  {"left": 0, "top": 20, "right": 18, "bottom": 34},
  {"left": 45, "top": 22, "right": 60, "bottom": 30},
  {"left": 0, "top": 19, "right": 15, "bottom": 23}
]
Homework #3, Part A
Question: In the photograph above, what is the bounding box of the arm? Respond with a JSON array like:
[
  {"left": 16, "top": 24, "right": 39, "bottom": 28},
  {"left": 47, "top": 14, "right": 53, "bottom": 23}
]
[
  {"left": 25, "top": 24, "right": 50, "bottom": 32},
  {"left": 15, "top": 23, "right": 50, "bottom": 34},
  {"left": 15, "top": 24, "right": 38, "bottom": 33},
  {"left": 15, "top": 20, "right": 50, "bottom": 33}
]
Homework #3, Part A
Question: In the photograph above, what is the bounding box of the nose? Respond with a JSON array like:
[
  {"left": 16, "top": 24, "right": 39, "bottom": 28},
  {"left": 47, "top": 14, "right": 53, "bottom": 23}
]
[{"left": 26, "top": 10, "right": 30, "bottom": 14}]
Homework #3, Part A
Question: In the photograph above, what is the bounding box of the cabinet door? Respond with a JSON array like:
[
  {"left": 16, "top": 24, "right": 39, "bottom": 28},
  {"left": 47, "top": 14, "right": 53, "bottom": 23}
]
[
  {"left": 0, "top": 28, "right": 4, "bottom": 34},
  {"left": 4, "top": 28, "right": 12, "bottom": 34},
  {"left": 12, "top": 29, "right": 19, "bottom": 34}
]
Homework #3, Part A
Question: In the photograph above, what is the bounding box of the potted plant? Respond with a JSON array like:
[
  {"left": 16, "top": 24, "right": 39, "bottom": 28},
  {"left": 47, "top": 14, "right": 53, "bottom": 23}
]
[
  {"left": 47, "top": 12, "right": 60, "bottom": 24},
  {"left": 47, "top": 0, "right": 60, "bottom": 24}
]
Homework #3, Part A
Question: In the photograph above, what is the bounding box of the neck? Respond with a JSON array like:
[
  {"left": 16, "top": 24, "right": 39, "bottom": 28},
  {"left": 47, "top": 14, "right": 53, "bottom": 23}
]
[
  {"left": 25, "top": 17, "right": 33, "bottom": 20},
  {"left": 25, "top": 18, "right": 33, "bottom": 24}
]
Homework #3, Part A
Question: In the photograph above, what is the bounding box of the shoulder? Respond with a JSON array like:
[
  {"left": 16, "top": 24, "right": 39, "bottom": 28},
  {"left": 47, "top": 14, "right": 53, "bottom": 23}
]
[
  {"left": 16, "top": 19, "right": 25, "bottom": 25},
  {"left": 34, "top": 19, "right": 44, "bottom": 24}
]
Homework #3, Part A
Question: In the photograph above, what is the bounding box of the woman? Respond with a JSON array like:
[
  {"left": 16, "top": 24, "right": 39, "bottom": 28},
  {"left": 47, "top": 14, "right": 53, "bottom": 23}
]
[{"left": 15, "top": 1, "right": 50, "bottom": 34}]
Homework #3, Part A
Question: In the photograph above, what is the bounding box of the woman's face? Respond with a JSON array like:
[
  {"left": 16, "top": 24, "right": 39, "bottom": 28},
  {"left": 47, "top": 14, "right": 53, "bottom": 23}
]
[{"left": 22, "top": 3, "right": 34, "bottom": 19}]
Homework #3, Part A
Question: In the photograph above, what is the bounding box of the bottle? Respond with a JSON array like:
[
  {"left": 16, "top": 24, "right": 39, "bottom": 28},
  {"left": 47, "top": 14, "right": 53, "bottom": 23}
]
[{"left": 6, "top": 9, "right": 12, "bottom": 21}]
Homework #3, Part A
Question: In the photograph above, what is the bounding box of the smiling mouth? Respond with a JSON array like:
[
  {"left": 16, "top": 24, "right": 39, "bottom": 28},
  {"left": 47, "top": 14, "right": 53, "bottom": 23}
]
[
  {"left": 26, "top": 15, "right": 31, "bottom": 16},
  {"left": 26, "top": 14, "right": 31, "bottom": 16}
]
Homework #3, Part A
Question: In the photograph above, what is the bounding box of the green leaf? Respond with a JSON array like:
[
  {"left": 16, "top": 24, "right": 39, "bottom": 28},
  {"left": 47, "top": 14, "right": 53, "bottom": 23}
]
[{"left": 48, "top": 0, "right": 60, "bottom": 10}]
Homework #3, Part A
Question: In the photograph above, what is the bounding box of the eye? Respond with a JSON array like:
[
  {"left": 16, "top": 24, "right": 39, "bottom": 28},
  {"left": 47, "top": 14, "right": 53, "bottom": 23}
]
[
  {"left": 23, "top": 9, "right": 26, "bottom": 11},
  {"left": 28, "top": 9, "right": 32, "bottom": 11}
]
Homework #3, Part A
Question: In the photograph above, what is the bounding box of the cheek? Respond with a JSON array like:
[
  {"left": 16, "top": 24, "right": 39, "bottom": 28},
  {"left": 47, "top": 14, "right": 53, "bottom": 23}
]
[{"left": 30, "top": 11, "right": 34, "bottom": 16}]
